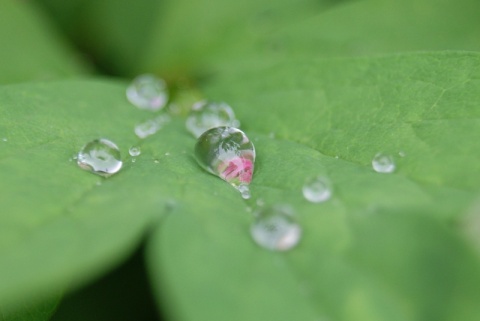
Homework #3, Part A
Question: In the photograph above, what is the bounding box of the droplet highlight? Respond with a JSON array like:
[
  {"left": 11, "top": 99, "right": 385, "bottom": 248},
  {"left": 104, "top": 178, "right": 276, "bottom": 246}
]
[
  {"left": 372, "top": 152, "right": 395, "bottom": 173},
  {"left": 126, "top": 74, "right": 168, "bottom": 111},
  {"left": 77, "top": 138, "right": 122, "bottom": 177},
  {"left": 129, "top": 146, "right": 141, "bottom": 157},
  {"left": 303, "top": 176, "right": 332, "bottom": 203},
  {"left": 251, "top": 205, "right": 302, "bottom": 251},
  {"left": 2, "top": 138, "right": 7, "bottom": 142},
  {"left": 186, "top": 101, "right": 240, "bottom": 138},
  {"left": 195, "top": 127, "right": 255, "bottom": 196}
]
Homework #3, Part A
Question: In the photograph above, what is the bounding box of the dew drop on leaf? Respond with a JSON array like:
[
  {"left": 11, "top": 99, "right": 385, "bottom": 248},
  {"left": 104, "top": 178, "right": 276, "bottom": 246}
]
[
  {"left": 126, "top": 74, "right": 168, "bottom": 111},
  {"left": 77, "top": 138, "right": 122, "bottom": 177},
  {"left": 186, "top": 100, "right": 240, "bottom": 138},
  {"left": 372, "top": 152, "right": 395, "bottom": 173},
  {"left": 302, "top": 176, "right": 332, "bottom": 203},
  {"left": 129, "top": 146, "right": 141, "bottom": 157},
  {"left": 134, "top": 114, "right": 171, "bottom": 139},
  {"left": 195, "top": 127, "right": 255, "bottom": 197},
  {"left": 250, "top": 205, "right": 302, "bottom": 251}
]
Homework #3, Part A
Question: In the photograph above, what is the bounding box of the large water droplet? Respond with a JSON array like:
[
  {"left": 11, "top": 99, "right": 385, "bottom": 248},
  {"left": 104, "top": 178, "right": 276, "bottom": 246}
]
[
  {"left": 134, "top": 114, "right": 171, "bottom": 139},
  {"left": 129, "top": 146, "right": 141, "bottom": 157},
  {"left": 372, "top": 152, "right": 395, "bottom": 173},
  {"left": 126, "top": 74, "right": 168, "bottom": 111},
  {"left": 195, "top": 127, "right": 255, "bottom": 195},
  {"left": 303, "top": 176, "right": 332, "bottom": 203},
  {"left": 186, "top": 101, "right": 240, "bottom": 138},
  {"left": 251, "top": 205, "right": 302, "bottom": 251},
  {"left": 77, "top": 138, "right": 122, "bottom": 177}
]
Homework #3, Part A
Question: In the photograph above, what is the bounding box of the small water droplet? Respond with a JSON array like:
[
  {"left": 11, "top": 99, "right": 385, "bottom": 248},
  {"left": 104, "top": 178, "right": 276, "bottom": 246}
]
[
  {"left": 2, "top": 138, "right": 7, "bottom": 142},
  {"left": 131, "top": 158, "right": 136, "bottom": 163},
  {"left": 335, "top": 155, "right": 339, "bottom": 159},
  {"left": 251, "top": 205, "right": 302, "bottom": 251},
  {"left": 95, "top": 181, "right": 102, "bottom": 186},
  {"left": 399, "top": 151, "right": 406, "bottom": 157},
  {"left": 303, "top": 176, "right": 332, "bottom": 203},
  {"left": 186, "top": 101, "right": 240, "bottom": 138},
  {"left": 237, "top": 184, "right": 251, "bottom": 199},
  {"left": 77, "top": 139, "right": 122, "bottom": 177},
  {"left": 134, "top": 114, "right": 171, "bottom": 139},
  {"left": 195, "top": 127, "right": 255, "bottom": 197},
  {"left": 154, "top": 159, "right": 160, "bottom": 164},
  {"left": 129, "top": 146, "right": 141, "bottom": 157},
  {"left": 126, "top": 74, "right": 168, "bottom": 111},
  {"left": 372, "top": 152, "right": 395, "bottom": 173},
  {"left": 165, "top": 152, "right": 170, "bottom": 156},
  {"left": 256, "top": 198, "right": 265, "bottom": 207}
]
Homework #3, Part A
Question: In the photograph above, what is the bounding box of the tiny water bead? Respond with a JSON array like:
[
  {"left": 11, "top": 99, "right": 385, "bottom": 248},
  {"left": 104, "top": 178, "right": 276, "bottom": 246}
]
[
  {"left": 77, "top": 139, "right": 122, "bottom": 177},
  {"left": 372, "top": 152, "right": 395, "bottom": 173},
  {"left": 195, "top": 127, "right": 255, "bottom": 198},
  {"left": 126, "top": 74, "right": 168, "bottom": 111},
  {"left": 186, "top": 100, "right": 240, "bottom": 138},
  {"left": 129, "top": 146, "right": 141, "bottom": 157},
  {"left": 250, "top": 205, "right": 302, "bottom": 251},
  {"left": 302, "top": 176, "right": 332, "bottom": 203},
  {"left": 2, "top": 138, "right": 7, "bottom": 142}
]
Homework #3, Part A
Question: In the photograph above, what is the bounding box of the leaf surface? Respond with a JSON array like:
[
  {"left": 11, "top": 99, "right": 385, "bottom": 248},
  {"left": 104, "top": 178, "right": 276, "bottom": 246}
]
[
  {"left": 146, "top": 52, "right": 480, "bottom": 321},
  {"left": 0, "top": 0, "right": 86, "bottom": 84}
]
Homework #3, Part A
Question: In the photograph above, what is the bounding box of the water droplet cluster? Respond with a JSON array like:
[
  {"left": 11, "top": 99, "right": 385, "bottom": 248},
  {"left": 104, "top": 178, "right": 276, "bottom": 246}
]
[{"left": 74, "top": 73, "right": 404, "bottom": 254}]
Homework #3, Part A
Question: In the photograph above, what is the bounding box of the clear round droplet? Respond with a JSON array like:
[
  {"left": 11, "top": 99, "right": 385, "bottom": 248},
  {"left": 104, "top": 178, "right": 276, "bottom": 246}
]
[
  {"left": 129, "top": 146, "right": 141, "bottom": 157},
  {"left": 195, "top": 127, "right": 255, "bottom": 195},
  {"left": 372, "top": 152, "right": 395, "bottom": 173},
  {"left": 126, "top": 74, "right": 168, "bottom": 111},
  {"left": 251, "top": 205, "right": 302, "bottom": 251},
  {"left": 186, "top": 101, "right": 240, "bottom": 138},
  {"left": 77, "top": 138, "right": 122, "bottom": 177},
  {"left": 302, "top": 176, "right": 332, "bottom": 203}
]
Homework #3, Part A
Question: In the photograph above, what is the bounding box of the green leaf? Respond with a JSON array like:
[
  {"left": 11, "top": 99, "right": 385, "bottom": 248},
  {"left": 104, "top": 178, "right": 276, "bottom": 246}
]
[
  {"left": 141, "top": 0, "right": 480, "bottom": 75},
  {"left": 0, "top": 0, "right": 87, "bottom": 84},
  {"left": 145, "top": 52, "right": 480, "bottom": 321},
  {"left": 0, "top": 297, "right": 59, "bottom": 321},
  {"left": 0, "top": 80, "right": 161, "bottom": 308},
  {"left": 36, "top": 0, "right": 162, "bottom": 76}
]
